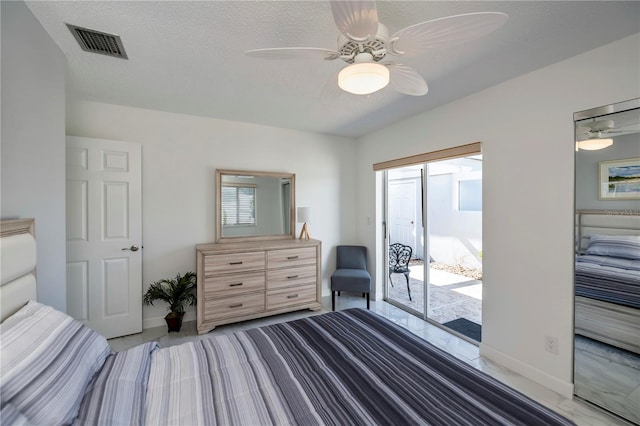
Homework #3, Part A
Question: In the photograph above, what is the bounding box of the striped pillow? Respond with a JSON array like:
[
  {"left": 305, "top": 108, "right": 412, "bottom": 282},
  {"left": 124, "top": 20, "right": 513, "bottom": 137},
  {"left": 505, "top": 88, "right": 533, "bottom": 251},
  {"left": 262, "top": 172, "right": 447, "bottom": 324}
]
[
  {"left": 586, "top": 234, "right": 640, "bottom": 260},
  {"left": 0, "top": 301, "right": 111, "bottom": 425},
  {"left": 577, "top": 254, "right": 640, "bottom": 271}
]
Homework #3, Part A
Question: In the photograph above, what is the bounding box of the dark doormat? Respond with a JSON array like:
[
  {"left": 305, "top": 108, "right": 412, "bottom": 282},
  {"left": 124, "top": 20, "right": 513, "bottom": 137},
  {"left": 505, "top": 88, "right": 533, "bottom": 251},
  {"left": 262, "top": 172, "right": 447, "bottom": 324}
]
[{"left": 442, "top": 318, "right": 482, "bottom": 342}]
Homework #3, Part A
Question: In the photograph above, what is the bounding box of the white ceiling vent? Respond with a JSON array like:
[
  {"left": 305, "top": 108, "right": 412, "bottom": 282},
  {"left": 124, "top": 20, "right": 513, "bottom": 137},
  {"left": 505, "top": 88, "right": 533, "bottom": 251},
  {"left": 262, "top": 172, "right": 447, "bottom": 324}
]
[{"left": 66, "top": 24, "right": 128, "bottom": 59}]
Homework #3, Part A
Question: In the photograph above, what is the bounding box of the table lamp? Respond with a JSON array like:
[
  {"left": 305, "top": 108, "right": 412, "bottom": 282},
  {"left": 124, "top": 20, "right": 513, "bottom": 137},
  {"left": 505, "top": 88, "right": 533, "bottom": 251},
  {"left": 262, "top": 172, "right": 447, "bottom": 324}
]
[{"left": 297, "top": 207, "right": 311, "bottom": 240}]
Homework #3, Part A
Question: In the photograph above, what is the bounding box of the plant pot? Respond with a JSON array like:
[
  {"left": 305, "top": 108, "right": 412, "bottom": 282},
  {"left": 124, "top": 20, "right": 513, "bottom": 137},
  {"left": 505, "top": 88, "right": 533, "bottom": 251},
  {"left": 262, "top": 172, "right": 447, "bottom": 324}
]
[{"left": 165, "top": 312, "right": 185, "bottom": 332}]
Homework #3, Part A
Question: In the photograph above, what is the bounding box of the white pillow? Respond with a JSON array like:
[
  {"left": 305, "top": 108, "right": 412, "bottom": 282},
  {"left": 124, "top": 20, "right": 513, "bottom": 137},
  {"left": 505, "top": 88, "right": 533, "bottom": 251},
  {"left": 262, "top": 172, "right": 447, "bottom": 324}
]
[{"left": 0, "top": 301, "right": 111, "bottom": 425}]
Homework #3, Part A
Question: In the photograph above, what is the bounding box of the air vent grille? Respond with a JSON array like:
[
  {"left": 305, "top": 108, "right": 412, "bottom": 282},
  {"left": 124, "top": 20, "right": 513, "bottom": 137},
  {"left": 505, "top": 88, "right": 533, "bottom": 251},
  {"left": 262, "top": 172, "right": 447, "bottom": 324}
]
[{"left": 66, "top": 24, "right": 128, "bottom": 59}]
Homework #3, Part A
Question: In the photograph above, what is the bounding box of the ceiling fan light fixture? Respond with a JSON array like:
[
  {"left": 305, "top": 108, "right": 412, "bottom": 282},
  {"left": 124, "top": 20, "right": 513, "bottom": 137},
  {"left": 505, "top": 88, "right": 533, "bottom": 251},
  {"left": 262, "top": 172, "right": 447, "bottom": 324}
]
[
  {"left": 338, "top": 62, "right": 389, "bottom": 95},
  {"left": 577, "top": 137, "right": 613, "bottom": 151}
]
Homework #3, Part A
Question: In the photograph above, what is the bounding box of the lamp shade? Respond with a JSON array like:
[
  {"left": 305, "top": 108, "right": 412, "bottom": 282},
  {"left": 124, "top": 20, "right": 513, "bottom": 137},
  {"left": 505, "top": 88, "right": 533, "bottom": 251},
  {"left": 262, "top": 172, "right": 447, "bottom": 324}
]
[
  {"left": 577, "top": 138, "right": 613, "bottom": 151},
  {"left": 338, "top": 62, "right": 390, "bottom": 95},
  {"left": 297, "top": 207, "right": 311, "bottom": 223}
]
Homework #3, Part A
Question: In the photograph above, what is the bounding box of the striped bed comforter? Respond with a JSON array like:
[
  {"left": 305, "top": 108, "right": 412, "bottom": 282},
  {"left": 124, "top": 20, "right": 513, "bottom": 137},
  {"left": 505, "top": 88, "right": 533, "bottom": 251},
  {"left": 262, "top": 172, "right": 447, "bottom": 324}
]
[
  {"left": 83, "top": 309, "right": 574, "bottom": 425},
  {"left": 575, "top": 256, "right": 640, "bottom": 309}
]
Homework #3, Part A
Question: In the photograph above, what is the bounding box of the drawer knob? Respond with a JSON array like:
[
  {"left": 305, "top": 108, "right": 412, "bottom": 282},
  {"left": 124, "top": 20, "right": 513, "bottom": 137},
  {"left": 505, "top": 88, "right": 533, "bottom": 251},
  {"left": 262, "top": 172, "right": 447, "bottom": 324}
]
[
  {"left": 287, "top": 275, "right": 299, "bottom": 279},
  {"left": 229, "top": 261, "right": 244, "bottom": 265},
  {"left": 229, "top": 303, "right": 243, "bottom": 308},
  {"left": 229, "top": 282, "right": 243, "bottom": 287},
  {"left": 287, "top": 256, "right": 299, "bottom": 260},
  {"left": 287, "top": 294, "right": 299, "bottom": 299}
]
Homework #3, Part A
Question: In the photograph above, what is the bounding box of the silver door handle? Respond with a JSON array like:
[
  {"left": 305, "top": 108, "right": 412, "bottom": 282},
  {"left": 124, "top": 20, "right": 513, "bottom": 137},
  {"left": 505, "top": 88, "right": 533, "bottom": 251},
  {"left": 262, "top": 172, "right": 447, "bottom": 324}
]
[{"left": 122, "top": 244, "right": 139, "bottom": 252}]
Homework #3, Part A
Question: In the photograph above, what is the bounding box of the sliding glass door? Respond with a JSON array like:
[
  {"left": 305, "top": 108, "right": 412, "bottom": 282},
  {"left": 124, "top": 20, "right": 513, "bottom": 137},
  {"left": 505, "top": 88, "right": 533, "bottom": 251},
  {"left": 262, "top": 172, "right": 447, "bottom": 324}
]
[
  {"left": 384, "top": 151, "right": 483, "bottom": 342},
  {"left": 424, "top": 156, "right": 483, "bottom": 342}
]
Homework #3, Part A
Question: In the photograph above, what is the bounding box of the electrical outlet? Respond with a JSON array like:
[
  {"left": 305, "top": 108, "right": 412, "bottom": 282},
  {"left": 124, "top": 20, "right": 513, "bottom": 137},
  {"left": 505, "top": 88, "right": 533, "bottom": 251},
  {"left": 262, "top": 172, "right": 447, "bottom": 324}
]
[{"left": 545, "top": 335, "right": 559, "bottom": 355}]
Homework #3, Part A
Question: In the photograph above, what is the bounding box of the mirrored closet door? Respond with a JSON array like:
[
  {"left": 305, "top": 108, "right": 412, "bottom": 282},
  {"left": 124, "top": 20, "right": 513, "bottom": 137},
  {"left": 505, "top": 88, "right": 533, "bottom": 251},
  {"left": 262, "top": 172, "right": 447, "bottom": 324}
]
[{"left": 573, "top": 98, "right": 640, "bottom": 424}]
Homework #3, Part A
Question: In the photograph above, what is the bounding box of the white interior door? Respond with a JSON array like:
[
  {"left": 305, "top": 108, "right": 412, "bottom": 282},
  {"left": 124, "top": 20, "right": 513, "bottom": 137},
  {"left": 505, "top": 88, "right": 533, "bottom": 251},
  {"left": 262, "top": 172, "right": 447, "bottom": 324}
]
[
  {"left": 66, "top": 136, "right": 142, "bottom": 338},
  {"left": 388, "top": 180, "right": 417, "bottom": 250}
]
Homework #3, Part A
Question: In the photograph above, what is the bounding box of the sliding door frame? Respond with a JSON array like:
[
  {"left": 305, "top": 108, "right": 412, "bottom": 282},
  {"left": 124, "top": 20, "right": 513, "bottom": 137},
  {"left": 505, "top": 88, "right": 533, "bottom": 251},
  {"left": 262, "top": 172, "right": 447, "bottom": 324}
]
[{"left": 378, "top": 143, "right": 482, "bottom": 344}]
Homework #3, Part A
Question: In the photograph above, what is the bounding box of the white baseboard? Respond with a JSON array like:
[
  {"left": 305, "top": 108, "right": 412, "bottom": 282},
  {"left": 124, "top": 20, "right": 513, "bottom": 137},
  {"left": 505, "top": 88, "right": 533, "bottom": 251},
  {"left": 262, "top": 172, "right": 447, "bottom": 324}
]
[
  {"left": 143, "top": 311, "right": 196, "bottom": 330},
  {"left": 480, "top": 343, "right": 574, "bottom": 399}
]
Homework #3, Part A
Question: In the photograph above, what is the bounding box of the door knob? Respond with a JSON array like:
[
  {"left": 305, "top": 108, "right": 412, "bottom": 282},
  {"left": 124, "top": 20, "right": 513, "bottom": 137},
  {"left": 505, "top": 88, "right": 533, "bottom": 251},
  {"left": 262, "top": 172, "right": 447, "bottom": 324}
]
[{"left": 122, "top": 244, "right": 139, "bottom": 252}]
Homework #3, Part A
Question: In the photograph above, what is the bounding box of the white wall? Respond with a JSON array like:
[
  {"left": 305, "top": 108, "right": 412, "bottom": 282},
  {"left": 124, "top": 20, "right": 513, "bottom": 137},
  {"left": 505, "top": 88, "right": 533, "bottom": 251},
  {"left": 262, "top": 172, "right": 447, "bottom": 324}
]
[
  {"left": 1, "top": 1, "right": 67, "bottom": 311},
  {"left": 355, "top": 33, "right": 640, "bottom": 397},
  {"left": 428, "top": 160, "right": 483, "bottom": 268},
  {"left": 66, "top": 101, "right": 357, "bottom": 327}
]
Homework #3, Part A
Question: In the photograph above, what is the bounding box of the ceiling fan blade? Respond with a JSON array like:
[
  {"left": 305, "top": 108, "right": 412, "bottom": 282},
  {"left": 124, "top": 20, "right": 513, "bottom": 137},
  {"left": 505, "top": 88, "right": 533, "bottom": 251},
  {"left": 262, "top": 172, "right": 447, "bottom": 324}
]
[
  {"left": 389, "top": 12, "right": 508, "bottom": 56},
  {"left": 605, "top": 124, "right": 640, "bottom": 133},
  {"left": 330, "top": 0, "right": 379, "bottom": 42},
  {"left": 245, "top": 47, "right": 340, "bottom": 60},
  {"left": 387, "top": 63, "right": 429, "bottom": 96}
]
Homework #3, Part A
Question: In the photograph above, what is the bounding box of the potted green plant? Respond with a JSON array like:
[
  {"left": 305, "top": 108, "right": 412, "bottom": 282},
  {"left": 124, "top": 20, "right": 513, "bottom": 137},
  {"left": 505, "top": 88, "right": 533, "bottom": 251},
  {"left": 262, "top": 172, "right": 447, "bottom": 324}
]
[{"left": 143, "top": 271, "right": 196, "bottom": 332}]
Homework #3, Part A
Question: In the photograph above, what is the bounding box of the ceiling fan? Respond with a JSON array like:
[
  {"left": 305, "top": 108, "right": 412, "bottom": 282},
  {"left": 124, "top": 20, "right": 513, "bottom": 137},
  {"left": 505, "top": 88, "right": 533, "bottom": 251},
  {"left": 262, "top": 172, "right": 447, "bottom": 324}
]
[
  {"left": 576, "top": 119, "right": 630, "bottom": 150},
  {"left": 245, "top": 1, "right": 508, "bottom": 96},
  {"left": 576, "top": 120, "right": 626, "bottom": 139}
]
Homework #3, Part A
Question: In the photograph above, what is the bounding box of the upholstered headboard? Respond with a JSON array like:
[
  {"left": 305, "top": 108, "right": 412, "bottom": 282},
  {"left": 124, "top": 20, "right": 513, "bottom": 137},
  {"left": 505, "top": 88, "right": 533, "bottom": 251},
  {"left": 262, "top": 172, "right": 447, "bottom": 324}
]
[
  {"left": 0, "top": 219, "right": 37, "bottom": 321},
  {"left": 576, "top": 210, "right": 640, "bottom": 253}
]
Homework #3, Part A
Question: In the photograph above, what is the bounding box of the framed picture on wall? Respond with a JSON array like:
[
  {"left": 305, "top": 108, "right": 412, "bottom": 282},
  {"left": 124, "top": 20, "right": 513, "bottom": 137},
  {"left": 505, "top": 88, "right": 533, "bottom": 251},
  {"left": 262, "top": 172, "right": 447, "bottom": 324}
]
[{"left": 599, "top": 158, "right": 640, "bottom": 200}]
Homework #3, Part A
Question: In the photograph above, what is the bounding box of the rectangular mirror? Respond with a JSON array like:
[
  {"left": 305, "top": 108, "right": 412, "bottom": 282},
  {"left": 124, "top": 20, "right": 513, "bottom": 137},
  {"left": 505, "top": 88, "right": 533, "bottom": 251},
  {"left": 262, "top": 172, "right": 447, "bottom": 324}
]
[
  {"left": 216, "top": 169, "right": 295, "bottom": 242},
  {"left": 573, "top": 98, "right": 640, "bottom": 424}
]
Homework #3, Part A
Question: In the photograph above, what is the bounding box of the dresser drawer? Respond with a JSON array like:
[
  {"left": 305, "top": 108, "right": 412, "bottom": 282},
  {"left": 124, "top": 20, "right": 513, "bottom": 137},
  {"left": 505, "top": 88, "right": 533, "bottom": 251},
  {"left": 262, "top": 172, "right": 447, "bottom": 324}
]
[
  {"left": 204, "top": 251, "right": 265, "bottom": 275},
  {"left": 267, "top": 247, "right": 316, "bottom": 269},
  {"left": 267, "top": 265, "right": 316, "bottom": 290},
  {"left": 204, "top": 272, "right": 265, "bottom": 298},
  {"left": 203, "top": 292, "right": 265, "bottom": 322},
  {"left": 267, "top": 284, "right": 316, "bottom": 310}
]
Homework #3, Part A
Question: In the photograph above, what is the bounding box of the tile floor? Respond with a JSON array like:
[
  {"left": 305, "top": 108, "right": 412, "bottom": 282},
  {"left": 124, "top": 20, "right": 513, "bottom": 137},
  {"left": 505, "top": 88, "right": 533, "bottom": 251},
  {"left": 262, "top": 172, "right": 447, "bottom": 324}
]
[
  {"left": 574, "top": 336, "right": 640, "bottom": 424},
  {"left": 109, "top": 294, "right": 633, "bottom": 426}
]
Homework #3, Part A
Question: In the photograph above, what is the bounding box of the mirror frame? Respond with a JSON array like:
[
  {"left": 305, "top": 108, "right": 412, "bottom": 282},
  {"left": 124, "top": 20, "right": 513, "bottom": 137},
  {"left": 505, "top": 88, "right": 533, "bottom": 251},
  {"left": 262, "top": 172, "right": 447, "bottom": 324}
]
[
  {"left": 215, "top": 169, "right": 296, "bottom": 243},
  {"left": 572, "top": 98, "right": 640, "bottom": 421}
]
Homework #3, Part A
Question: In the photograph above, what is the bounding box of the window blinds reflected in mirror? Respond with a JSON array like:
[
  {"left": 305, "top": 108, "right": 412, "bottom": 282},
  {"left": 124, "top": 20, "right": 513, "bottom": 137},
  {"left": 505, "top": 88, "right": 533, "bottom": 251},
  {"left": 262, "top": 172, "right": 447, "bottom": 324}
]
[
  {"left": 221, "top": 184, "right": 256, "bottom": 226},
  {"left": 216, "top": 170, "right": 296, "bottom": 242}
]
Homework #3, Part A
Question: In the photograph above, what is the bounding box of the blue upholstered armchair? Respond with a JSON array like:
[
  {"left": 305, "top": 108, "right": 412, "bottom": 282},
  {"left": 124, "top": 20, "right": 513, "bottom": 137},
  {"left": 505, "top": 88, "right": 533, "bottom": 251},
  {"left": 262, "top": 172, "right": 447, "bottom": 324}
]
[{"left": 330, "top": 245, "right": 371, "bottom": 310}]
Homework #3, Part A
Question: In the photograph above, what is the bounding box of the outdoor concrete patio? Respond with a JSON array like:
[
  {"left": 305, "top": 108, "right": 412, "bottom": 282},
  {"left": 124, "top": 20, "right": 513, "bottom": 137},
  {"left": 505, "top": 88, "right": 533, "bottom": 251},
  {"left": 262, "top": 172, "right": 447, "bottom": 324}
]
[{"left": 387, "top": 263, "right": 482, "bottom": 325}]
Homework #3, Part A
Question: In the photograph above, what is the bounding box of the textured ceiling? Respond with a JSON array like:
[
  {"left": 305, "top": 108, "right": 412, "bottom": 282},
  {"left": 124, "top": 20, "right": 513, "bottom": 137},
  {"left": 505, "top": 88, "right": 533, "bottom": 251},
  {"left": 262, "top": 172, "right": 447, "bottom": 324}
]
[{"left": 25, "top": 1, "right": 640, "bottom": 138}]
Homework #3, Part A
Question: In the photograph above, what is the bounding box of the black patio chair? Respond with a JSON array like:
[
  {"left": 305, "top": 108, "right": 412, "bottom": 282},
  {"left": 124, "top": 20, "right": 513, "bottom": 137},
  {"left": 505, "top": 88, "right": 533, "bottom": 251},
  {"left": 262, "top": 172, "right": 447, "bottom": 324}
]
[{"left": 389, "top": 243, "right": 413, "bottom": 301}]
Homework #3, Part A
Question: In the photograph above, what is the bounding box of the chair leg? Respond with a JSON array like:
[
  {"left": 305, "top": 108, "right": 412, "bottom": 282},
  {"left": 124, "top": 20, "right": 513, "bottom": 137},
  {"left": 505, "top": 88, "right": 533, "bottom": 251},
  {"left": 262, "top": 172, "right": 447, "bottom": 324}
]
[
  {"left": 404, "top": 273, "right": 412, "bottom": 301},
  {"left": 332, "top": 291, "right": 335, "bottom": 311},
  {"left": 338, "top": 291, "right": 341, "bottom": 296},
  {"left": 362, "top": 292, "right": 365, "bottom": 298},
  {"left": 366, "top": 292, "right": 370, "bottom": 310},
  {"left": 389, "top": 273, "right": 394, "bottom": 287}
]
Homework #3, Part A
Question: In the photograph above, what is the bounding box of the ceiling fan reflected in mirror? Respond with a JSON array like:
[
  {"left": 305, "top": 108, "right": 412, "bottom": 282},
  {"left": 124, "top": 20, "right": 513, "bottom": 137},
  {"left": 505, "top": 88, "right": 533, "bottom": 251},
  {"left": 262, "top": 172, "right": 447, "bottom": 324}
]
[
  {"left": 245, "top": 1, "right": 508, "bottom": 96},
  {"left": 576, "top": 119, "right": 629, "bottom": 150}
]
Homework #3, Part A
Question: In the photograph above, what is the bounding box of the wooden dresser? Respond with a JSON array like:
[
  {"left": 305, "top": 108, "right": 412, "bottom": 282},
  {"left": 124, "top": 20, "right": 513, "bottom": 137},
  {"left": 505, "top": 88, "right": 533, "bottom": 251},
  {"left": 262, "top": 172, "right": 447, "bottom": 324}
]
[{"left": 196, "top": 238, "right": 322, "bottom": 334}]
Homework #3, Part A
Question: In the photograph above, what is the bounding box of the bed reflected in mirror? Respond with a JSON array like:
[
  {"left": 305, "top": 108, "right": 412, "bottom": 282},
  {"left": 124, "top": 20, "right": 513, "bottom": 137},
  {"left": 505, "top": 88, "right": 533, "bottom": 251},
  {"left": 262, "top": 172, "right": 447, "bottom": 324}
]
[{"left": 573, "top": 99, "right": 640, "bottom": 424}]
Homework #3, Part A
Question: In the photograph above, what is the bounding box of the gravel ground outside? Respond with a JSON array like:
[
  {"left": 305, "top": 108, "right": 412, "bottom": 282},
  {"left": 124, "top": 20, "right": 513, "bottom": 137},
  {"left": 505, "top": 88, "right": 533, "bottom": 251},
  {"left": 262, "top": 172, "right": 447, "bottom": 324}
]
[{"left": 428, "top": 262, "right": 482, "bottom": 281}]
